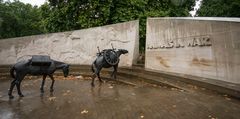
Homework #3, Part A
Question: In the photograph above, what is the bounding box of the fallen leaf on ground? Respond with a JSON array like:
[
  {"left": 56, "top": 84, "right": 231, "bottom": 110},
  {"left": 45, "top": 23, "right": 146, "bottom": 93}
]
[
  {"left": 85, "top": 77, "right": 92, "bottom": 80},
  {"left": 172, "top": 105, "right": 177, "bottom": 108},
  {"left": 28, "top": 76, "right": 33, "bottom": 79},
  {"left": 225, "top": 97, "right": 231, "bottom": 101},
  {"left": 152, "top": 84, "right": 157, "bottom": 87},
  {"left": 180, "top": 90, "right": 184, "bottom": 92},
  {"left": 109, "top": 86, "right": 113, "bottom": 89},
  {"left": 208, "top": 115, "right": 217, "bottom": 119},
  {"left": 63, "top": 90, "right": 72, "bottom": 96},
  {"left": 48, "top": 97, "right": 56, "bottom": 101},
  {"left": 55, "top": 75, "right": 76, "bottom": 80},
  {"left": 81, "top": 109, "right": 88, "bottom": 114},
  {"left": 171, "top": 88, "right": 177, "bottom": 91},
  {"left": 63, "top": 93, "right": 68, "bottom": 96},
  {"left": 140, "top": 115, "right": 144, "bottom": 118},
  {"left": 223, "top": 94, "right": 228, "bottom": 97},
  {"left": 76, "top": 75, "right": 84, "bottom": 79},
  {"left": 67, "top": 90, "right": 71, "bottom": 93}
]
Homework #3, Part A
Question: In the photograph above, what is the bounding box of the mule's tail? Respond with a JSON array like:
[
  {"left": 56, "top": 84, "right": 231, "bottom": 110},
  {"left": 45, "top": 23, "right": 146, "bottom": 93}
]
[{"left": 10, "top": 66, "right": 15, "bottom": 78}]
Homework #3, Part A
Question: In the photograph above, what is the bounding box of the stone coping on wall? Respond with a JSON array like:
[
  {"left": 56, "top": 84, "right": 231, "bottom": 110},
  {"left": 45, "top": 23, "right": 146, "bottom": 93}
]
[
  {"left": 0, "top": 20, "right": 140, "bottom": 41},
  {"left": 148, "top": 17, "right": 240, "bottom": 22}
]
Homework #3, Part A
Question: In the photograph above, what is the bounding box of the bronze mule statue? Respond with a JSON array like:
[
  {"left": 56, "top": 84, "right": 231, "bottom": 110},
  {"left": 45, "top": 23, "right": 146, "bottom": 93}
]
[
  {"left": 8, "top": 55, "right": 69, "bottom": 99},
  {"left": 91, "top": 45, "right": 128, "bottom": 86}
]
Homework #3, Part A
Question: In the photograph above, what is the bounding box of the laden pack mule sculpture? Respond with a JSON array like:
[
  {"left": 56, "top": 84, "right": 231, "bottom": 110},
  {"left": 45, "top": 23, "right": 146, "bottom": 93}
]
[
  {"left": 91, "top": 46, "right": 128, "bottom": 86},
  {"left": 8, "top": 55, "right": 69, "bottom": 99}
]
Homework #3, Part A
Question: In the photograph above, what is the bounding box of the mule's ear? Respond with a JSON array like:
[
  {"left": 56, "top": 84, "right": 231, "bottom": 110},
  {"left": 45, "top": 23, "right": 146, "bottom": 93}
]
[
  {"left": 67, "top": 64, "right": 70, "bottom": 67},
  {"left": 124, "top": 49, "right": 128, "bottom": 53},
  {"left": 118, "top": 49, "right": 124, "bottom": 51}
]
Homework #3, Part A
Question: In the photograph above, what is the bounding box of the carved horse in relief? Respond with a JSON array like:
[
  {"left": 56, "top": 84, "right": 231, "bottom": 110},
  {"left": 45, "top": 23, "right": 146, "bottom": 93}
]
[{"left": 8, "top": 55, "right": 69, "bottom": 99}]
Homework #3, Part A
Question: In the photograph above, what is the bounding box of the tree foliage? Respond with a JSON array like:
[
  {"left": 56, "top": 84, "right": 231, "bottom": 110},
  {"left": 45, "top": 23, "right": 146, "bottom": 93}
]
[
  {"left": 0, "top": 0, "right": 43, "bottom": 39},
  {"left": 0, "top": 0, "right": 195, "bottom": 51},
  {"left": 44, "top": 0, "right": 195, "bottom": 51},
  {"left": 197, "top": 0, "right": 240, "bottom": 17}
]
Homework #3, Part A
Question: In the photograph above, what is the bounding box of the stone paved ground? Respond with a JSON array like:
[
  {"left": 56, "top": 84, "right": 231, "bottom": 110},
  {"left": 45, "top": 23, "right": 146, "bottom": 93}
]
[{"left": 0, "top": 76, "right": 240, "bottom": 119}]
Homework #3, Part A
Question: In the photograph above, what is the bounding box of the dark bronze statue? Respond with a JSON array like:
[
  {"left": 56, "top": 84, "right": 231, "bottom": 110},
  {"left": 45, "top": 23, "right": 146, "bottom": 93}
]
[
  {"left": 91, "top": 45, "right": 128, "bottom": 86},
  {"left": 8, "top": 55, "right": 69, "bottom": 99}
]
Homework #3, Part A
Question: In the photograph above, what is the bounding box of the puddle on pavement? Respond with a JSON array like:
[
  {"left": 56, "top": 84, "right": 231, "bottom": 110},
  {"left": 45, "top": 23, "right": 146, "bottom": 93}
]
[{"left": 0, "top": 76, "right": 240, "bottom": 119}]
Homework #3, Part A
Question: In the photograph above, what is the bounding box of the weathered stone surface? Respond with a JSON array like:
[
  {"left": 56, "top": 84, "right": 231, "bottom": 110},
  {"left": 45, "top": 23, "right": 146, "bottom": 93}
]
[
  {"left": 145, "top": 17, "right": 240, "bottom": 84},
  {"left": 0, "top": 20, "right": 139, "bottom": 67}
]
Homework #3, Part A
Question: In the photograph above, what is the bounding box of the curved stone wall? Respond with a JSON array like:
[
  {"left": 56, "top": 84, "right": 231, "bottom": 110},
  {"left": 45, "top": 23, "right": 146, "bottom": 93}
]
[
  {"left": 0, "top": 20, "right": 139, "bottom": 67},
  {"left": 145, "top": 17, "right": 240, "bottom": 84}
]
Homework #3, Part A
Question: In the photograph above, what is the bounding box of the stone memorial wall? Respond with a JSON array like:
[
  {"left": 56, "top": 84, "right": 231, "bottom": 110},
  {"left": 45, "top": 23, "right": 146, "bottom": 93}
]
[
  {"left": 0, "top": 20, "right": 139, "bottom": 67},
  {"left": 145, "top": 17, "right": 240, "bottom": 84}
]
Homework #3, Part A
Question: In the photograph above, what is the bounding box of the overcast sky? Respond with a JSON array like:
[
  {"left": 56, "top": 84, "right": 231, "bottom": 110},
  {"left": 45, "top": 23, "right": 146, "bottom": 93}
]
[
  {"left": 4, "top": 0, "right": 46, "bottom": 6},
  {"left": 189, "top": 0, "right": 203, "bottom": 17},
  {"left": 20, "top": 0, "right": 46, "bottom": 6}
]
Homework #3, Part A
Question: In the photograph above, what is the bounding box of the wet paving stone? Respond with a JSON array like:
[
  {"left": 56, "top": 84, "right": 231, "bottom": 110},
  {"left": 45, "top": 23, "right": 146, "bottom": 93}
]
[{"left": 0, "top": 76, "right": 240, "bottom": 119}]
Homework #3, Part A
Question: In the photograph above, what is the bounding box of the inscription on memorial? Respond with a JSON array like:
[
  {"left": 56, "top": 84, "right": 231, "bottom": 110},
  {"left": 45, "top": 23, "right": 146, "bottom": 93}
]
[{"left": 147, "top": 36, "right": 211, "bottom": 49}]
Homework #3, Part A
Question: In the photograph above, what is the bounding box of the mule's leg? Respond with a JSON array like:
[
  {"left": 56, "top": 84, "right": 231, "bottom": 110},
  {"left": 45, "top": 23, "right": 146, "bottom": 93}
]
[
  {"left": 95, "top": 66, "right": 103, "bottom": 83},
  {"left": 8, "top": 78, "right": 17, "bottom": 99},
  {"left": 49, "top": 75, "right": 55, "bottom": 92},
  {"left": 40, "top": 75, "right": 47, "bottom": 93},
  {"left": 91, "top": 73, "right": 97, "bottom": 87},
  {"left": 110, "top": 67, "right": 114, "bottom": 78},
  {"left": 91, "top": 64, "right": 98, "bottom": 86},
  {"left": 97, "top": 72, "right": 104, "bottom": 83},
  {"left": 91, "top": 64, "right": 95, "bottom": 86},
  {"left": 16, "top": 75, "right": 25, "bottom": 97},
  {"left": 113, "top": 64, "right": 118, "bottom": 80}
]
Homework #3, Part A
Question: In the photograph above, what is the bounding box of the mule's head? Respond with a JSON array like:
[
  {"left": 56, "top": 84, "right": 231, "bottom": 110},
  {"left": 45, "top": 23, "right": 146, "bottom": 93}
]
[
  {"left": 62, "top": 64, "right": 70, "bottom": 77},
  {"left": 118, "top": 49, "right": 128, "bottom": 55}
]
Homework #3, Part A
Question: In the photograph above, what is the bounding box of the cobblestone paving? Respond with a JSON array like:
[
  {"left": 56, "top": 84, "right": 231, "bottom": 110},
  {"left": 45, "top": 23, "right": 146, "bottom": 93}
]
[{"left": 0, "top": 76, "right": 240, "bottom": 119}]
